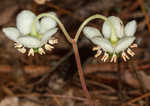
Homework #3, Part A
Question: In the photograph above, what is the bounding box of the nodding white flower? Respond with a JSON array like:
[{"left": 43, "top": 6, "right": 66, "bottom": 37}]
[
  {"left": 83, "top": 16, "right": 137, "bottom": 62},
  {"left": 2, "top": 10, "right": 58, "bottom": 56}
]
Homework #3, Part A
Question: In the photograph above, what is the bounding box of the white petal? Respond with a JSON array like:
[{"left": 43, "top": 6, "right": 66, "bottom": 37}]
[
  {"left": 40, "top": 12, "right": 57, "bottom": 33},
  {"left": 83, "top": 26, "right": 102, "bottom": 39},
  {"left": 41, "top": 28, "right": 58, "bottom": 45},
  {"left": 2, "top": 27, "right": 20, "bottom": 42},
  {"left": 91, "top": 37, "right": 114, "bottom": 53},
  {"left": 16, "top": 10, "right": 40, "bottom": 35},
  {"left": 115, "top": 37, "right": 135, "bottom": 53},
  {"left": 102, "top": 16, "right": 124, "bottom": 38},
  {"left": 17, "top": 36, "right": 41, "bottom": 48},
  {"left": 125, "top": 20, "right": 137, "bottom": 36}
]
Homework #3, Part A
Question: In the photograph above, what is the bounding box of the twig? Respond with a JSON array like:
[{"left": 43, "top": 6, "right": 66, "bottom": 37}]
[
  {"left": 138, "top": 0, "right": 150, "bottom": 32},
  {"left": 52, "top": 96, "right": 62, "bottom": 106},
  {"left": 17, "top": 93, "right": 87, "bottom": 102},
  {"left": 121, "top": 92, "right": 150, "bottom": 106},
  {"left": 129, "top": 61, "right": 149, "bottom": 106},
  {"left": 45, "top": 94, "right": 87, "bottom": 101}
]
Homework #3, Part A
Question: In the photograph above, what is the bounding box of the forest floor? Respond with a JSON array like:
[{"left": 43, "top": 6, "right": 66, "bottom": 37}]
[{"left": 0, "top": 0, "right": 150, "bottom": 106}]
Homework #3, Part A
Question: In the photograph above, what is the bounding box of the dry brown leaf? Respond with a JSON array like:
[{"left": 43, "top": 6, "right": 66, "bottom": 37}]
[
  {"left": 0, "top": 97, "right": 18, "bottom": 106},
  {"left": 123, "top": 71, "right": 150, "bottom": 90},
  {"left": 0, "top": 5, "right": 18, "bottom": 25}
]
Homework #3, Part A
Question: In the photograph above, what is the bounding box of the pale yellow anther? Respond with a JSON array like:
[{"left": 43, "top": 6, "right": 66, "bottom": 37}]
[
  {"left": 14, "top": 43, "right": 22, "bottom": 48},
  {"left": 130, "top": 43, "right": 138, "bottom": 48},
  {"left": 17, "top": 47, "right": 26, "bottom": 54},
  {"left": 28, "top": 48, "right": 34, "bottom": 56},
  {"left": 45, "top": 44, "right": 54, "bottom": 51},
  {"left": 49, "top": 39, "right": 58, "bottom": 45},
  {"left": 34, "top": 0, "right": 46, "bottom": 5},
  {"left": 94, "top": 50, "right": 102, "bottom": 58},
  {"left": 110, "top": 54, "right": 117, "bottom": 63},
  {"left": 121, "top": 52, "right": 130, "bottom": 62},
  {"left": 92, "top": 46, "right": 101, "bottom": 51},
  {"left": 101, "top": 52, "right": 109, "bottom": 62},
  {"left": 127, "top": 48, "right": 135, "bottom": 57},
  {"left": 38, "top": 48, "right": 45, "bottom": 55}
]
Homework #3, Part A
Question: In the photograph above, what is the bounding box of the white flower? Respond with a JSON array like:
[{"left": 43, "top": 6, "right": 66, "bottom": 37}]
[
  {"left": 83, "top": 16, "right": 137, "bottom": 62},
  {"left": 2, "top": 10, "right": 58, "bottom": 56}
]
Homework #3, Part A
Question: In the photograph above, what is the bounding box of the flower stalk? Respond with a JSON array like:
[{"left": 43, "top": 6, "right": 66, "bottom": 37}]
[
  {"left": 31, "top": 13, "right": 93, "bottom": 106},
  {"left": 31, "top": 13, "right": 73, "bottom": 43},
  {"left": 72, "top": 40, "right": 93, "bottom": 106},
  {"left": 75, "top": 14, "right": 117, "bottom": 42}
]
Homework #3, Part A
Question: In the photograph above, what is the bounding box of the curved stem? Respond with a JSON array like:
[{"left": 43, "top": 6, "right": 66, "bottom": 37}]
[
  {"left": 32, "top": 13, "right": 73, "bottom": 43},
  {"left": 72, "top": 40, "right": 93, "bottom": 106},
  {"left": 74, "top": 14, "right": 117, "bottom": 43}
]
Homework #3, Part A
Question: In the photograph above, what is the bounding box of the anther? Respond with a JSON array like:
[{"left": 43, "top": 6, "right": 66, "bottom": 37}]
[
  {"left": 45, "top": 44, "right": 54, "bottom": 51},
  {"left": 38, "top": 48, "right": 45, "bottom": 55},
  {"left": 121, "top": 52, "right": 130, "bottom": 62},
  {"left": 28, "top": 48, "right": 34, "bottom": 56},
  {"left": 94, "top": 50, "right": 102, "bottom": 58},
  {"left": 49, "top": 38, "right": 58, "bottom": 45},
  {"left": 92, "top": 46, "right": 101, "bottom": 51},
  {"left": 101, "top": 52, "right": 109, "bottom": 62},
  {"left": 17, "top": 47, "right": 26, "bottom": 54},
  {"left": 127, "top": 48, "right": 135, "bottom": 57},
  {"left": 110, "top": 54, "right": 117, "bottom": 63},
  {"left": 14, "top": 43, "right": 22, "bottom": 48},
  {"left": 130, "top": 43, "right": 138, "bottom": 48}
]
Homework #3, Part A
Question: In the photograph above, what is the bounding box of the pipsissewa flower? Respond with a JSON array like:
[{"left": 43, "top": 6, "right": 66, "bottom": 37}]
[
  {"left": 83, "top": 16, "right": 137, "bottom": 62},
  {"left": 3, "top": 10, "right": 58, "bottom": 56}
]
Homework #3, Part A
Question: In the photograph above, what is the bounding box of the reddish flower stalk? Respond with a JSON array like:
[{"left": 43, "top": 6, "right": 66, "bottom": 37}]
[{"left": 72, "top": 39, "right": 93, "bottom": 106}]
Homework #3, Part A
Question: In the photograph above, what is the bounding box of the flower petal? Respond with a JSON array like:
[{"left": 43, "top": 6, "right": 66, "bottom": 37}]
[
  {"left": 83, "top": 26, "right": 102, "bottom": 39},
  {"left": 125, "top": 20, "right": 137, "bottom": 36},
  {"left": 2, "top": 27, "right": 20, "bottom": 42},
  {"left": 91, "top": 37, "right": 114, "bottom": 53},
  {"left": 40, "top": 12, "right": 57, "bottom": 33},
  {"left": 16, "top": 10, "right": 40, "bottom": 35},
  {"left": 41, "top": 28, "right": 58, "bottom": 45},
  {"left": 114, "top": 37, "right": 135, "bottom": 53},
  {"left": 102, "top": 16, "right": 124, "bottom": 38},
  {"left": 17, "top": 36, "right": 41, "bottom": 48}
]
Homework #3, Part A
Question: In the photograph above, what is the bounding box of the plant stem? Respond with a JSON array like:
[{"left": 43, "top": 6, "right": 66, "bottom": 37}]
[
  {"left": 72, "top": 40, "right": 93, "bottom": 106},
  {"left": 32, "top": 13, "right": 72, "bottom": 43}
]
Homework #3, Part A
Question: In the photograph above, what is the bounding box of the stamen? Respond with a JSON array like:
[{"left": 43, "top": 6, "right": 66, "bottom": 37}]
[
  {"left": 121, "top": 52, "right": 130, "bottom": 62},
  {"left": 101, "top": 52, "right": 109, "bottom": 62},
  {"left": 92, "top": 46, "right": 101, "bottom": 51},
  {"left": 94, "top": 50, "right": 102, "bottom": 58},
  {"left": 49, "top": 38, "right": 58, "bottom": 45},
  {"left": 110, "top": 54, "right": 117, "bottom": 63},
  {"left": 17, "top": 47, "right": 26, "bottom": 54},
  {"left": 14, "top": 43, "right": 22, "bottom": 48},
  {"left": 28, "top": 48, "right": 34, "bottom": 56},
  {"left": 45, "top": 44, "right": 54, "bottom": 51},
  {"left": 127, "top": 48, "right": 135, "bottom": 57},
  {"left": 38, "top": 48, "right": 45, "bottom": 55},
  {"left": 130, "top": 43, "right": 138, "bottom": 48}
]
